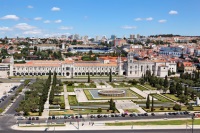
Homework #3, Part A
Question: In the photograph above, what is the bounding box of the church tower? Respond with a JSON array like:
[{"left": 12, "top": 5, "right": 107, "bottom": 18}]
[{"left": 117, "top": 55, "right": 122, "bottom": 75}]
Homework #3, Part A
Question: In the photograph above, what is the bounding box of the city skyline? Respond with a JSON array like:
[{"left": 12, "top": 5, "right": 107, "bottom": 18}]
[{"left": 0, "top": 0, "right": 200, "bottom": 38}]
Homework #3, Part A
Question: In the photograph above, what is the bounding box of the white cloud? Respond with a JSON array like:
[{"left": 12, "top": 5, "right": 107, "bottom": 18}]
[
  {"left": 1, "top": 15, "right": 19, "bottom": 20},
  {"left": 15, "top": 23, "right": 36, "bottom": 30},
  {"left": 146, "top": 17, "right": 153, "bottom": 21},
  {"left": 27, "top": 5, "right": 33, "bottom": 9},
  {"left": 51, "top": 7, "right": 60, "bottom": 11},
  {"left": 121, "top": 26, "right": 137, "bottom": 29},
  {"left": 23, "top": 30, "right": 42, "bottom": 35},
  {"left": 43, "top": 20, "right": 51, "bottom": 23},
  {"left": 169, "top": 10, "right": 178, "bottom": 15},
  {"left": 135, "top": 18, "right": 143, "bottom": 21},
  {"left": 54, "top": 19, "right": 62, "bottom": 23},
  {"left": 0, "top": 27, "right": 13, "bottom": 31},
  {"left": 34, "top": 17, "right": 42, "bottom": 21},
  {"left": 59, "top": 26, "right": 73, "bottom": 30},
  {"left": 158, "top": 19, "right": 167, "bottom": 23}
]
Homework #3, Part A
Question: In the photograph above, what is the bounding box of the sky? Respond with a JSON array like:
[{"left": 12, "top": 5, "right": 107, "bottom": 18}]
[{"left": 0, "top": 0, "right": 200, "bottom": 38}]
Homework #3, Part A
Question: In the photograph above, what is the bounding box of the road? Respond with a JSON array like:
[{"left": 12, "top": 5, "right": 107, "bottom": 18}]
[
  {"left": 0, "top": 84, "right": 23, "bottom": 110},
  {"left": 0, "top": 129, "right": 200, "bottom": 133},
  {"left": 16, "top": 114, "right": 192, "bottom": 124}
]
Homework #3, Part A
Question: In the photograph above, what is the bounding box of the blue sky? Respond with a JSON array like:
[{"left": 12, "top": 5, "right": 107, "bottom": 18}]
[{"left": 0, "top": 0, "right": 200, "bottom": 38}]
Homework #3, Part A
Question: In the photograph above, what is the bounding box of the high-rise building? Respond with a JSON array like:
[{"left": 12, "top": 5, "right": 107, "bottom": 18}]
[
  {"left": 130, "top": 34, "right": 135, "bottom": 39},
  {"left": 136, "top": 34, "right": 140, "bottom": 39},
  {"left": 95, "top": 36, "right": 100, "bottom": 41},
  {"left": 74, "top": 34, "right": 80, "bottom": 40},
  {"left": 111, "top": 35, "right": 116, "bottom": 40}
]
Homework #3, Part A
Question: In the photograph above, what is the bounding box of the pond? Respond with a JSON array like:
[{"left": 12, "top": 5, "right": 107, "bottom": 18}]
[{"left": 89, "top": 89, "right": 138, "bottom": 99}]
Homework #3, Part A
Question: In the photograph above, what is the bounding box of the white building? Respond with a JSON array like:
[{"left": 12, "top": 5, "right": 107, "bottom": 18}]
[{"left": 126, "top": 52, "right": 177, "bottom": 77}]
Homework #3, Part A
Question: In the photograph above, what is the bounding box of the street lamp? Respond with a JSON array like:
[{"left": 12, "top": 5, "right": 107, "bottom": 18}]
[
  {"left": 75, "top": 89, "right": 79, "bottom": 130},
  {"left": 192, "top": 113, "right": 195, "bottom": 133}
]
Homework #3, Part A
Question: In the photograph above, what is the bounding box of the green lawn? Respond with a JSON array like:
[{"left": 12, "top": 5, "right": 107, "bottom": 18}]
[
  {"left": 123, "top": 109, "right": 139, "bottom": 113},
  {"left": 67, "top": 85, "right": 74, "bottom": 92},
  {"left": 83, "top": 89, "right": 94, "bottom": 100},
  {"left": 50, "top": 109, "right": 117, "bottom": 115},
  {"left": 144, "top": 84, "right": 156, "bottom": 90},
  {"left": 68, "top": 95, "right": 78, "bottom": 106},
  {"left": 110, "top": 82, "right": 131, "bottom": 88},
  {"left": 58, "top": 86, "right": 64, "bottom": 92},
  {"left": 106, "top": 119, "right": 200, "bottom": 126},
  {"left": 129, "top": 89, "right": 144, "bottom": 99},
  {"left": 163, "top": 94, "right": 180, "bottom": 101},
  {"left": 20, "top": 124, "right": 65, "bottom": 127},
  {"left": 151, "top": 94, "right": 172, "bottom": 102},
  {"left": 53, "top": 95, "right": 64, "bottom": 104},
  {"left": 84, "top": 89, "right": 143, "bottom": 100},
  {"left": 133, "top": 85, "right": 148, "bottom": 91}
]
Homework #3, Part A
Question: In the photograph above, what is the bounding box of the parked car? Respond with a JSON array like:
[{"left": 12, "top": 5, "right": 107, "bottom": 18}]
[{"left": 17, "top": 117, "right": 25, "bottom": 120}]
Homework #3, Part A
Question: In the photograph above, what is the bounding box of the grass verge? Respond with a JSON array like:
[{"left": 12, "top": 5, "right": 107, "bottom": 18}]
[{"left": 106, "top": 119, "right": 200, "bottom": 126}]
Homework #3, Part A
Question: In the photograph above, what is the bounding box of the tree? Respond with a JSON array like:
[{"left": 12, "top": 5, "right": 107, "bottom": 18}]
[
  {"left": 146, "top": 94, "right": 150, "bottom": 109},
  {"left": 151, "top": 96, "right": 154, "bottom": 112},
  {"left": 169, "top": 82, "right": 176, "bottom": 94},
  {"left": 97, "top": 108, "right": 102, "bottom": 113},
  {"left": 191, "top": 91, "right": 195, "bottom": 100},
  {"left": 173, "top": 104, "right": 181, "bottom": 111},
  {"left": 184, "top": 85, "right": 188, "bottom": 96},
  {"left": 164, "top": 75, "right": 168, "bottom": 88},
  {"left": 109, "top": 98, "right": 114, "bottom": 110},
  {"left": 176, "top": 83, "right": 183, "bottom": 97},
  {"left": 187, "top": 104, "right": 194, "bottom": 111},
  {"left": 109, "top": 68, "right": 112, "bottom": 82},
  {"left": 168, "top": 70, "right": 172, "bottom": 76},
  {"left": 88, "top": 72, "right": 90, "bottom": 83},
  {"left": 109, "top": 98, "right": 116, "bottom": 112}
]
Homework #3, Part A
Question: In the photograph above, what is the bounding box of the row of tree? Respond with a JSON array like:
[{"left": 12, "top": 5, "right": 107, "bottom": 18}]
[{"left": 38, "top": 71, "right": 52, "bottom": 115}]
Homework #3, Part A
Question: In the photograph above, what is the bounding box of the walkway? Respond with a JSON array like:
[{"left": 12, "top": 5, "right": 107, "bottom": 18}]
[
  {"left": 63, "top": 85, "right": 70, "bottom": 109},
  {"left": 41, "top": 85, "right": 52, "bottom": 118},
  {"left": 115, "top": 100, "right": 146, "bottom": 113}
]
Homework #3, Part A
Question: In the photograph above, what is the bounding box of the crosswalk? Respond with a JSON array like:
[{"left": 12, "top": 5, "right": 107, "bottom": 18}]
[{"left": 1, "top": 114, "right": 14, "bottom": 117}]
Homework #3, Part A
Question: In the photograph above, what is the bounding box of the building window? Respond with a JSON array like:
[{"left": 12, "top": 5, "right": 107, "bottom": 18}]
[
  {"left": 141, "top": 66, "right": 143, "bottom": 72},
  {"left": 130, "top": 66, "right": 132, "bottom": 69},
  {"left": 130, "top": 71, "right": 132, "bottom": 74},
  {"left": 135, "top": 66, "right": 137, "bottom": 69},
  {"left": 135, "top": 71, "right": 137, "bottom": 74},
  {"left": 130, "top": 60, "right": 132, "bottom": 63}
]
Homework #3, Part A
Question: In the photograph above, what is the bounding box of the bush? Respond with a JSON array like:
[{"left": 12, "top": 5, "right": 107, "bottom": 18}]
[
  {"left": 173, "top": 104, "right": 181, "bottom": 111},
  {"left": 187, "top": 105, "right": 194, "bottom": 111},
  {"left": 160, "top": 106, "right": 164, "bottom": 110},
  {"left": 60, "top": 103, "right": 65, "bottom": 109},
  {"left": 97, "top": 108, "right": 102, "bottom": 113}
]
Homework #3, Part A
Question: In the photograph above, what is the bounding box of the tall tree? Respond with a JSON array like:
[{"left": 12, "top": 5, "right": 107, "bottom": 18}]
[
  {"left": 146, "top": 94, "right": 150, "bottom": 109},
  {"left": 151, "top": 96, "right": 154, "bottom": 112},
  {"left": 109, "top": 68, "right": 112, "bottom": 82},
  {"left": 109, "top": 98, "right": 113, "bottom": 110},
  {"left": 88, "top": 72, "right": 90, "bottom": 83},
  {"left": 169, "top": 82, "right": 176, "bottom": 94},
  {"left": 164, "top": 75, "right": 168, "bottom": 88}
]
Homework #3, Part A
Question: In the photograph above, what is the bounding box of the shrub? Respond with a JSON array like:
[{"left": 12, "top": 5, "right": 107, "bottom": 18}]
[
  {"left": 97, "top": 108, "right": 102, "bottom": 113},
  {"left": 187, "top": 105, "right": 194, "bottom": 111},
  {"left": 173, "top": 104, "right": 181, "bottom": 111},
  {"left": 60, "top": 103, "right": 65, "bottom": 109},
  {"left": 160, "top": 106, "right": 164, "bottom": 110}
]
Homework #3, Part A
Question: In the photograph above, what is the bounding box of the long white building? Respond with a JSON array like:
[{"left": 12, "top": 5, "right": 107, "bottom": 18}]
[{"left": 9, "top": 52, "right": 177, "bottom": 78}]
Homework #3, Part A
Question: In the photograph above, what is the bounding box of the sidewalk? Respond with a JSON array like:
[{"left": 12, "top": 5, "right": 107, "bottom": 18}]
[
  {"left": 12, "top": 122, "right": 200, "bottom": 131},
  {"left": 63, "top": 85, "right": 70, "bottom": 109}
]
